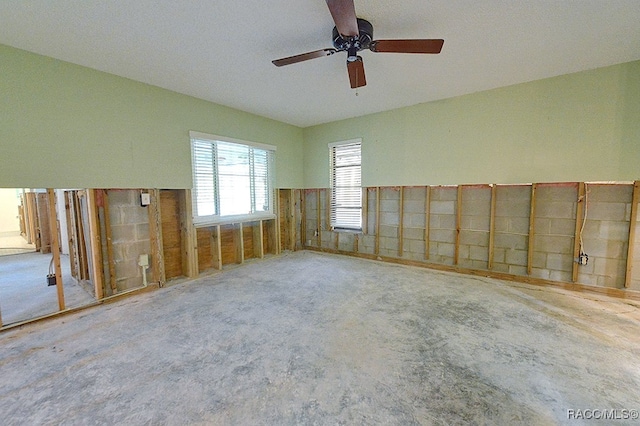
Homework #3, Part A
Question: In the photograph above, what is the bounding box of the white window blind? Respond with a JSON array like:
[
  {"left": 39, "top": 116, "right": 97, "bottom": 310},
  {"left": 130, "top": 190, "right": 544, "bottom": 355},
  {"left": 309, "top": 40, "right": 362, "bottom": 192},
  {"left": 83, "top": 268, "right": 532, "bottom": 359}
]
[
  {"left": 190, "top": 133, "right": 275, "bottom": 225},
  {"left": 330, "top": 140, "right": 362, "bottom": 230}
]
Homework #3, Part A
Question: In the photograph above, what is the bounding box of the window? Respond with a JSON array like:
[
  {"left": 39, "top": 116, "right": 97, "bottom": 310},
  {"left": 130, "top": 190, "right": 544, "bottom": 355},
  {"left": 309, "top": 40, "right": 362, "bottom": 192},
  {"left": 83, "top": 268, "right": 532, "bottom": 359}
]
[
  {"left": 329, "top": 139, "right": 362, "bottom": 230},
  {"left": 190, "top": 131, "right": 275, "bottom": 225}
]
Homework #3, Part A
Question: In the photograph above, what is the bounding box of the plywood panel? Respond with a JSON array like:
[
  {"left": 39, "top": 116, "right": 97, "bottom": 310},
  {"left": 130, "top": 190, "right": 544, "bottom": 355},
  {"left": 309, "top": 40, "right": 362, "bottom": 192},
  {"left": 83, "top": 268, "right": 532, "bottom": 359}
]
[
  {"left": 243, "top": 223, "right": 255, "bottom": 260},
  {"left": 160, "top": 190, "right": 182, "bottom": 279},
  {"left": 220, "top": 225, "right": 237, "bottom": 265},
  {"left": 197, "top": 227, "right": 213, "bottom": 272}
]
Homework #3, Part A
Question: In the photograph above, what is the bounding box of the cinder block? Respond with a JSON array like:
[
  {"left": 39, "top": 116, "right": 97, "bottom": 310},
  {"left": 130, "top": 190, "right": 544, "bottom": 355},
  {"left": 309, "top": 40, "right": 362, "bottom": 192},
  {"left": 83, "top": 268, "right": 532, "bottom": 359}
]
[
  {"left": 597, "top": 220, "right": 631, "bottom": 241},
  {"left": 379, "top": 225, "right": 398, "bottom": 238},
  {"left": 469, "top": 245, "right": 489, "bottom": 262},
  {"left": 114, "top": 259, "right": 141, "bottom": 281},
  {"left": 437, "top": 242, "right": 455, "bottom": 258},
  {"left": 492, "top": 247, "right": 506, "bottom": 263},
  {"left": 534, "top": 234, "right": 573, "bottom": 254},
  {"left": 536, "top": 185, "right": 577, "bottom": 201},
  {"left": 380, "top": 212, "right": 399, "bottom": 226},
  {"left": 546, "top": 253, "right": 573, "bottom": 272},
  {"left": 549, "top": 218, "right": 576, "bottom": 236},
  {"left": 116, "top": 276, "right": 143, "bottom": 291},
  {"left": 408, "top": 239, "right": 425, "bottom": 255},
  {"left": 338, "top": 233, "right": 354, "bottom": 252},
  {"left": 432, "top": 187, "right": 457, "bottom": 201},
  {"left": 111, "top": 224, "right": 137, "bottom": 243},
  {"left": 597, "top": 274, "right": 625, "bottom": 289},
  {"left": 536, "top": 201, "right": 576, "bottom": 219},
  {"left": 380, "top": 187, "right": 400, "bottom": 201},
  {"left": 461, "top": 199, "right": 490, "bottom": 216},
  {"left": 458, "top": 244, "right": 469, "bottom": 260},
  {"left": 530, "top": 268, "right": 550, "bottom": 280},
  {"left": 408, "top": 213, "right": 425, "bottom": 228},
  {"left": 492, "top": 263, "right": 509, "bottom": 273},
  {"left": 404, "top": 200, "right": 424, "bottom": 214},
  {"left": 494, "top": 232, "right": 528, "bottom": 250},
  {"left": 379, "top": 236, "right": 398, "bottom": 252},
  {"left": 582, "top": 238, "right": 625, "bottom": 258},
  {"left": 532, "top": 251, "right": 547, "bottom": 268},
  {"left": 431, "top": 229, "right": 455, "bottom": 243},
  {"left": 549, "top": 269, "right": 571, "bottom": 282},
  {"left": 121, "top": 205, "right": 150, "bottom": 225},
  {"left": 462, "top": 187, "right": 491, "bottom": 201},
  {"left": 534, "top": 218, "right": 551, "bottom": 235},
  {"left": 496, "top": 200, "right": 531, "bottom": 218},
  {"left": 587, "top": 184, "right": 633, "bottom": 202},
  {"left": 505, "top": 249, "right": 528, "bottom": 266},
  {"left": 431, "top": 200, "right": 455, "bottom": 215},
  {"left": 469, "top": 216, "right": 491, "bottom": 231},
  {"left": 495, "top": 217, "right": 509, "bottom": 233},
  {"left": 107, "top": 189, "right": 134, "bottom": 205},
  {"left": 460, "top": 230, "right": 489, "bottom": 247},
  {"left": 380, "top": 200, "right": 399, "bottom": 213},
  {"left": 509, "top": 217, "right": 531, "bottom": 234},
  {"left": 587, "top": 202, "right": 628, "bottom": 221},
  {"left": 471, "top": 259, "right": 488, "bottom": 270},
  {"left": 404, "top": 227, "right": 424, "bottom": 241},
  {"left": 508, "top": 265, "right": 528, "bottom": 276},
  {"left": 404, "top": 187, "right": 426, "bottom": 202},
  {"left": 136, "top": 223, "right": 150, "bottom": 240},
  {"left": 438, "top": 214, "right": 456, "bottom": 230},
  {"left": 459, "top": 258, "right": 474, "bottom": 269},
  {"left": 593, "top": 257, "right": 626, "bottom": 279},
  {"left": 496, "top": 185, "right": 530, "bottom": 202},
  {"left": 576, "top": 272, "right": 598, "bottom": 286}
]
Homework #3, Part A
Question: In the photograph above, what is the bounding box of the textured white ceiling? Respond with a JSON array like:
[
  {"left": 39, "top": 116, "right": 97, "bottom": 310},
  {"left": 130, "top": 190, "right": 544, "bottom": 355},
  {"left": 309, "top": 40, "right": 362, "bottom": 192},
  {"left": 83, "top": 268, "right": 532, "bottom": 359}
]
[{"left": 1, "top": 0, "right": 639, "bottom": 128}]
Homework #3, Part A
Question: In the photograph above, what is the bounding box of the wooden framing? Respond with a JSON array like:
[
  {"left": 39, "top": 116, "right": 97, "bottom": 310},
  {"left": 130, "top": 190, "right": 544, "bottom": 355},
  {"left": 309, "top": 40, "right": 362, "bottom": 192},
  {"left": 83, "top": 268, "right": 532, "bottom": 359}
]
[
  {"left": 290, "top": 190, "right": 296, "bottom": 251},
  {"left": 375, "top": 187, "right": 381, "bottom": 256},
  {"left": 326, "top": 189, "right": 331, "bottom": 232},
  {"left": 211, "top": 225, "right": 223, "bottom": 269},
  {"left": 300, "top": 190, "right": 306, "bottom": 248},
  {"left": 527, "top": 184, "right": 538, "bottom": 276},
  {"left": 274, "top": 188, "right": 281, "bottom": 254},
  {"left": 254, "top": 221, "right": 264, "bottom": 259},
  {"left": 148, "top": 189, "right": 166, "bottom": 285},
  {"left": 488, "top": 184, "right": 497, "bottom": 270},
  {"left": 625, "top": 181, "right": 640, "bottom": 288},
  {"left": 86, "top": 189, "right": 104, "bottom": 300},
  {"left": 316, "top": 189, "right": 322, "bottom": 247},
  {"left": 424, "top": 186, "right": 431, "bottom": 260},
  {"left": 572, "top": 182, "right": 586, "bottom": 282},
  {"left": 102, "top": 191, "right": 117, "bottom": 292},
  {"left": 180, "top": 189, "right": 198, "bottom": 278},
  {"left": 47, "top": 189, "right": 65, "bottom": 311},
  {"left": 398, "top": 186, "right": 404, "bottom": 257},
  {"left": 454, "top": 185, "right": 462, "bottom": 265},
  {"left": 362, "top": 188, "right": 369, "bottom": 235}
]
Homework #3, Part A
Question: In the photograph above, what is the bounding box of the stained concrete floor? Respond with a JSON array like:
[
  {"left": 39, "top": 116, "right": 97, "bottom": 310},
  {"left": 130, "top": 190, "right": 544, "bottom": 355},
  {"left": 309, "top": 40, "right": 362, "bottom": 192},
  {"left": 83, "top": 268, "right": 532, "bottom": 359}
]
[
  {"left": 0, "top": 252, "right": 96, "bottom": 325},
  {"left": 0, "top": 251, "right": 639, "bottom": 425}
]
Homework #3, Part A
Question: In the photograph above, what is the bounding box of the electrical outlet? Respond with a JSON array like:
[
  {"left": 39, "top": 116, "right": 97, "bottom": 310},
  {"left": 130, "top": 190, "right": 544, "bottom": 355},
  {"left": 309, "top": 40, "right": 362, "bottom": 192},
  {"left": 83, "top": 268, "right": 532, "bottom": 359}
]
[
  {"left": 578, "top": 252, "right": 588, "bottom": 266},
  {"left": 140, "top": 192, "right": 151, "bottom": 206}
]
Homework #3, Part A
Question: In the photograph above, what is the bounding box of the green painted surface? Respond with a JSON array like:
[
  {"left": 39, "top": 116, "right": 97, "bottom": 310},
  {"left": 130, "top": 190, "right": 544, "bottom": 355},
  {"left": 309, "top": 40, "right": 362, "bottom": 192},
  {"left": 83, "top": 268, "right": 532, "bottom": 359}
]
[
  {"left": 0, "top": 44, "right": 304, "bottom": 189},
  {"left": 303, "top": 60, "right": 640, "bottom": 188}
]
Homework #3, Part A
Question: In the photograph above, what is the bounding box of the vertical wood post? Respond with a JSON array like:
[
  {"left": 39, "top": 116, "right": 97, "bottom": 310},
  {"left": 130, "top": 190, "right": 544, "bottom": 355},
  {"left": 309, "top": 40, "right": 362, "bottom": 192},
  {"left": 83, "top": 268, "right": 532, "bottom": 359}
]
[
  {"left": 255, "top": 221, "right": 264, "bottom": 259},
  {"left": 362, "top": 188, "right": 369, "bottom": 234},
  {"left": 289, "top": 189, "right": 296, "bottom": 251},
  {"left": 488, "top": 184, "right": 497, "bottom": 270},
  {"left": 148, "top": 189, "right": 166, "bottom": 285},
  {"left": 316, "top": 189, "right": 322, "bottom": 247},
  {"left": 87, "top": 189, "right": 104, "bottom": 300},
  {"left": 527, "top": 184, "right": 538, "bottom": 276},
  {"left": 212, "top": 225, "right": 222, "bottom": 269},
  {"left": 180, "top": 189, "right": 198, "bottom": 278},
  {"left": 47, "top": 189, "right": 65, "bottom": 310},
  {"left": 102, "top": 191, "right": 117, "bottom": 293},
  {"left": 425, "top": 186, "right": 431, "bottom": 260},
  {"left": 300, "top": 190, "right": 306, "bottom": 248},
  {"left": 274, "top": 189, "right": 281, "bottom": 254},
  {"left": 398, "top": 186, "right": 405, "bottom": 257},
  {"left": 234, "top": 223, "right": 244, "bottom": 264},
  {"left": 625, "top": 181, "right": 640, "bottom": 288},
  {"left": 572, "top": 182, "right": 586, "bottom": 282},
  {"left": 454, "top": 185, "right": 462, "bottom": 265},
  {"left": 375, "top": 187, "right": 381, "bottom": 256}
]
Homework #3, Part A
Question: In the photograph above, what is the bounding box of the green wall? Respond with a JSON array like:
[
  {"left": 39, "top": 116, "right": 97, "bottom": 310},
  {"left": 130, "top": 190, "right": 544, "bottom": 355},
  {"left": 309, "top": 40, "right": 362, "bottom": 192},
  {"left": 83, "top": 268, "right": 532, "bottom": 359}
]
[
  {"left": 0, "top": 44, "right": 304, "bottom": 189},
  {"left": 303, "top": 60, "right": 640, "bottom": 188}
]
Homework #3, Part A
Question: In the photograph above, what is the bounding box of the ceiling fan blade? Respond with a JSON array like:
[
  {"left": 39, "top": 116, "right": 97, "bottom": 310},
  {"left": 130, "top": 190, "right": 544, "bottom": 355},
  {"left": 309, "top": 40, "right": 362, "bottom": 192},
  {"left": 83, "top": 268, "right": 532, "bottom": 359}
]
[
  {"left": 370, "top": 39, "right": 444, "bottom": 54},
  {"left": 272, "top": 48, "right": 337, "bottom": 67},
  {"left": 347, "top": 57, "right": 366, "bottom": 89},
  {"left": 326, "top": 0, "right": 359, "bottom": 37}
]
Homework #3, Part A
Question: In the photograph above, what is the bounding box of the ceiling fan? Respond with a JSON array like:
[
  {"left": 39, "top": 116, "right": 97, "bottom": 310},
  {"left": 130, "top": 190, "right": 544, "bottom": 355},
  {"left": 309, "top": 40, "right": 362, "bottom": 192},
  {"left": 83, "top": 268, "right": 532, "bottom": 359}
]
[{"left": 272, "top": 0, "right": 444, "bottom": 89}]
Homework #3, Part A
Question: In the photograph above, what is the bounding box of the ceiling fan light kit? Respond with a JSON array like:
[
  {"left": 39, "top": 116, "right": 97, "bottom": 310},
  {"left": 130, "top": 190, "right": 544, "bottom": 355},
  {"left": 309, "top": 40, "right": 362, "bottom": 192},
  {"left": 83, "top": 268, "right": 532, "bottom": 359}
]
[{"left": 272, "top": 0, "right": 444, "bottom": 89}]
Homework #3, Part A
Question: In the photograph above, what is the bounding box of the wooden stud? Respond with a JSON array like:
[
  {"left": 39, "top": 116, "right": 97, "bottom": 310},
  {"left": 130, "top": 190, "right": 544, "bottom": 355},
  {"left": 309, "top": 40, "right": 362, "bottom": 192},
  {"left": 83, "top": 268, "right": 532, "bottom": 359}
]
[
  {"left": 212, "top": 225, "right": 222, "bottom": 269},
  {"left": 47, "top": 189, "right": 65, "bottom": 311},
  {"left": 300, "top": 190, "right": 306, "bottom": 248},
  {"left": 234, "top": 223, "right": 244, "bottom": 264},
  {"left": 425, "top": 186, "right": 431, "bottom": 260},
  {"left": 454, "top": 185, "right": 462, "bottom": 265},
  {"left": 64, "top": 191, "right": 79, "bottom": 280},
  {"left": 398, "top": 186, "right": 405, "bottom": 257},
  {"left": 572, "top": 183, "right": 586, "bottom": 282},
  {"left": 289, "top": 189, "right": 296, "bottom": 251},
  {"left": 326, "top": 188, "right": 332, "bottom": 231},
  {"left": 527, "top": 184, "right": 538, "bottom": 276},
  {"left": 86, "top": 189, "right": 104, "bottom": 300},
  {"left": 148, "top": 189, "right": 166, "bottom": 285},
  {"left": 625, "top": 181, "right": 640, "bottom": 288},
  {"left": 180, "top": 189, "right": 198, "bottom": 278},
  {"left": 274, "top": 189, "right": 281, "bottom": 255},
  {"left": 102, "top": 191, "right": 117, "bottom": 293},
  {"left": 488, "top": 185, "right": 497, "bottom": 270},
  {"left": 316, "top": 189, "right": 322, "bottom": 248},
  {"left": 255, "top": 221, "right": 264, "bottom": 259},
  {"left": 362, "top": 188, "right": 369, "bottom": 234},
  {"left": 375, "top": 187, "right": 381, "bottom": 255}
]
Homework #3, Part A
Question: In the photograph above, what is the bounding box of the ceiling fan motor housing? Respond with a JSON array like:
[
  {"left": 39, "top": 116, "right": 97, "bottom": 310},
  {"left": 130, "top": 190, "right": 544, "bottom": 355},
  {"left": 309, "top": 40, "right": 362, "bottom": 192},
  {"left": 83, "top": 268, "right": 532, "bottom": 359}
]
[{"left": 332, "top": 18, "right": 373, "bottom": 52}]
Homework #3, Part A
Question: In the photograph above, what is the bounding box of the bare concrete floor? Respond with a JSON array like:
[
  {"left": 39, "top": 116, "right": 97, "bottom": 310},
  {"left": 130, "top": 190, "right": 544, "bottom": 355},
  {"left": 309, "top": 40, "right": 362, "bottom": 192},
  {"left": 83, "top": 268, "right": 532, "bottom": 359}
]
[{"left": 1, "top": 251, "right": 639, "bottom": 425}]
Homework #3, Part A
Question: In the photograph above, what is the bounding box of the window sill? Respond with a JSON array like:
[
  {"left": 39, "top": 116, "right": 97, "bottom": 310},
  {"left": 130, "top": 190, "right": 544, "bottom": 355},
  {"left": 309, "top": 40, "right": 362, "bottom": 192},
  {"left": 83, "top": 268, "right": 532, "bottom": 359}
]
[{"left": 194, "top": 213, "right": 276, "bottom": 228}]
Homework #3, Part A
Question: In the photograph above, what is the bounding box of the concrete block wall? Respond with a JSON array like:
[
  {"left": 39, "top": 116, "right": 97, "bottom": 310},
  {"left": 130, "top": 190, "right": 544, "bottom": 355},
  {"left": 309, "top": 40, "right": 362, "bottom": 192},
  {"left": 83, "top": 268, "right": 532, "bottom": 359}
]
[
  {"left": 378, "top": 187, "right": 401, "bottom": 258},
  {"left": 577, "top": 184, "right": 633, "bottom": 288},
  {"left": 402, "top": 187, "right": 427, "bottom": 262},
  {"left": 493, "top": 185, "right": 531, "bottom": 276},
  {"left": 458, "top": 186, "right": 491, "bottom": 270},
  {"left": 530, "top": 184, "right": 577, "bottom": 282},
  {"left": 429, "top": 186, "right": 457, "bottom": 265},
  {"left": 301, "top": 182, "right": 640, "bottom": 294},
  {"left": 107, "top": 189, "right": 151, "bottom": 291}
]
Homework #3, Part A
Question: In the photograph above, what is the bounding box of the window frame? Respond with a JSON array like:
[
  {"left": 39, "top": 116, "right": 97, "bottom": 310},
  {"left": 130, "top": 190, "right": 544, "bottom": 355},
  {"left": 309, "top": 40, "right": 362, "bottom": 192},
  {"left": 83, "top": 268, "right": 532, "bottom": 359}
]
[
  {"left": 329, "top": 138, "right": 362, "bottom": 231},
  {"left": 190, "top": 131, "right": 276, "bottom": 226}
]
